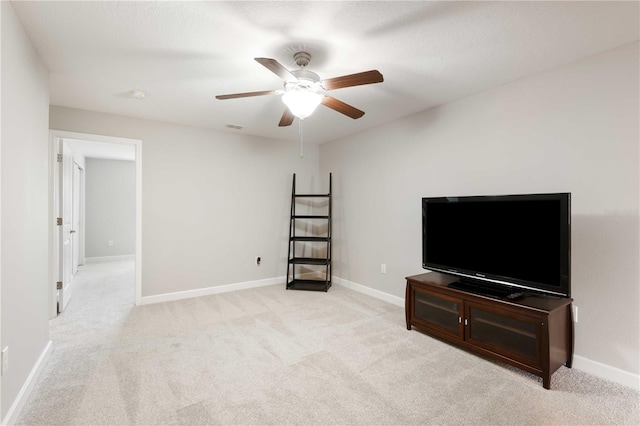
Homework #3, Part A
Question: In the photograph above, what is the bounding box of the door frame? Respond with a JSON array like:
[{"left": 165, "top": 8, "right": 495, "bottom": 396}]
[
  {"left": 74, "top": 161, "right": 86, "bottom": 267},
  {"left": 48, "top": 130, "right": 142, "bottom": 318},
  {"left": 58, "top": 140, "right": 74, "bottom": 312},
  {"left": 72, "top": 160, "right": 84, "bottom": 274}
]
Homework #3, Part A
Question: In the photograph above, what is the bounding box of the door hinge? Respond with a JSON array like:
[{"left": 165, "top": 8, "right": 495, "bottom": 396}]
[
  {"left": 57, "top": 217, "right": 62, "bottom": 226},
  {"left": 57, "top": 154, "right": 63, "bottom": 163},
  {"left": 56, "top": 281, "right": 62, "bottom": 290}
]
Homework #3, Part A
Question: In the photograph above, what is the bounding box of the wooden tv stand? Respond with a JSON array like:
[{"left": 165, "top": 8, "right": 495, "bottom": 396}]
[{"left": 405, "top": 272, "right": 573, "bottom": 389}]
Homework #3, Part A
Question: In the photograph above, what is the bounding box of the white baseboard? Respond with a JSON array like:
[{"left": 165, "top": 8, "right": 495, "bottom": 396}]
[
  {"left": 140, "top": 276, "right": 285, "bottom": 305},
  {"left": 85, "top": 254, "right": 134, "bottom": 263},
  {"left": 2, "top": 340, "right": 53, "bottom": 426},
  {"left": 333, "top": 276, "right": 405, "bottom": 307},
  {"left": 573, "top": 355, "right": 639, "bottom": 391},
  {"left": 139, "top": 272, "right": 323, "bottom": 306}
]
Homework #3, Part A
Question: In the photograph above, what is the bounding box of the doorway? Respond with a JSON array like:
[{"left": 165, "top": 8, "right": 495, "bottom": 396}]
[{"left": 49, "top": 130, "right": 142, "bottom": 318}]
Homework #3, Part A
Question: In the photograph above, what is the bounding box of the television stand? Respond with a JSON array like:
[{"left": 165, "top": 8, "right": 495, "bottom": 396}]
[{"left": 406, "top": 272, "right": 574, "bottom": 389}]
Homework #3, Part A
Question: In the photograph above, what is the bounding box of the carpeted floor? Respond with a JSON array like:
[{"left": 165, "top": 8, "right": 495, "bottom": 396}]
[{"left": 17, "top": 260, "right": 639, "bottom": 425}]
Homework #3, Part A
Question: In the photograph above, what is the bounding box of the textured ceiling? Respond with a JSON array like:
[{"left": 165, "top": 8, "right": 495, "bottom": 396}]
[{"left": 12, "top": 1, "right": 640, "bottom": 144}]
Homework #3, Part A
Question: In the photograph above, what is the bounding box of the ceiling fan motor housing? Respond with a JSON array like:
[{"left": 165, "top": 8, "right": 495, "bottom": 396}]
[{"left": 293, "top": 51, "right": 312, "bottom": 67}]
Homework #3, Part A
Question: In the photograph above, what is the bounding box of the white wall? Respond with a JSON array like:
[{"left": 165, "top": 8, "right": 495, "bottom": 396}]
[
  {"left": 50, "top": 107, "right": 320, "bottom": 297},
  {"left": 85, "top": 158, "right": 135, "bottom": 258},
  {"left": 320, "top": 43, "right": 639, "bottom": 378},
  {"left": 1, "top": 1, "right": 51, "bottom": 419}
]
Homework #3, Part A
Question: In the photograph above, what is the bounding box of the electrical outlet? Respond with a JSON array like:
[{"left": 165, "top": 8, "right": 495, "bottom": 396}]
[
  {"left": 2, "top": 347, "right": 8, "bottom": 375},
  {"left": 108, "top": 240, "right": 114, "bottom": 247},
  {"left": 381, "top": 263, "right": 387, "bottom": 274},
  {"left": 256, "top": 256, "right": 261, "bottom": 266},
  {"left": 573, "top": 306, "right": 579, "bottom": 323}
]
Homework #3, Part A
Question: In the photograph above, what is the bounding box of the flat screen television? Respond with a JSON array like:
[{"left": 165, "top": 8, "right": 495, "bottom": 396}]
[{"left": 422, "top": 193, "right": 570, "bottom": 298}]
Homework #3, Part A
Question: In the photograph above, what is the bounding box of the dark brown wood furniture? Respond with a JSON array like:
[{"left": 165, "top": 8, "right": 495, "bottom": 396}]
[{"left": 406, "top": 272, "right": 573, "bottom": 389}]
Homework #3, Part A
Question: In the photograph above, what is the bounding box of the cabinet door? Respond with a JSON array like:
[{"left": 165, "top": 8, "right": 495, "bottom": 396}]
[
  {"left": 412, "top": 287, "right": 463, "bottom": 339},
  {"left": 465, "top": 302, "right": 542, "bottom": 367}
]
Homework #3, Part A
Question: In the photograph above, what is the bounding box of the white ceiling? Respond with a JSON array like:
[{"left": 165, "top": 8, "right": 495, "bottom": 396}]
[{"left": 12, "top": 1, "right": 639, "bottom": 144}]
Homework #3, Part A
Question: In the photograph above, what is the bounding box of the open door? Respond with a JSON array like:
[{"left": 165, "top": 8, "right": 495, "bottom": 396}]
[{"left": 57, "top": 141, "right": 74, "bottom": 312}]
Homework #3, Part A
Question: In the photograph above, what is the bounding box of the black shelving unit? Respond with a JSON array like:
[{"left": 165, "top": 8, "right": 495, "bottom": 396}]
[{"left": 286, "top": 173, "right": 332, "bottom": 292}]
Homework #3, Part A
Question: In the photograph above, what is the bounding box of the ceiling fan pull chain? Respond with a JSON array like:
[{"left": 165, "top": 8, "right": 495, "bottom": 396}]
[{"left": 299, "top": 119, "right": 304, "bottom": 158}]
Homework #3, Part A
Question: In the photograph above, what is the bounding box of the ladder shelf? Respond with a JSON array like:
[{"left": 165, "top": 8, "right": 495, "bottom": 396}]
[{"left": 286, "top": 173, "right": 332, "bottom": 292}]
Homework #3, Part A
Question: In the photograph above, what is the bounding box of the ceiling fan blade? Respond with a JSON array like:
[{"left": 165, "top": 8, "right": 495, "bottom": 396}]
[
  {"left": 255, "top": 58, "right": 297, "bottom": 81},
  {"left": 321, "top": 70, "right": 383, "bottom": 90},
  {"left": 215, "top": 90, "right": 280, "bottom": 100},
  {"left": 278, "top": 108, "right": 295, "bottom": 127},
  {"left": 321, "top": 96, "right": 365, "bottom": 119}
]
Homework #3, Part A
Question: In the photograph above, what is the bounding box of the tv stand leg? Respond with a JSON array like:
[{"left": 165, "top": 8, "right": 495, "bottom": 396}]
[
  {"left": 543, "top": 375, "right": 551, "bottom": 390},
  {"left": 405, "top": 283, "right": 411, "bottom": 330},
  {"left": 566, "top": 304, "right": 574, "bottom": 369}
]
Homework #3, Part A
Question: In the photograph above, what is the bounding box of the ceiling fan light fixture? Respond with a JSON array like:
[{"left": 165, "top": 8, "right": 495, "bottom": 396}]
[{"left": 282, "top": 89, "right": 322, "bottom": 120}]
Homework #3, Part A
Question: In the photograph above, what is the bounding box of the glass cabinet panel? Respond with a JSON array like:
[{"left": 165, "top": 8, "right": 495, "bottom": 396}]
[
  {"left": 413, "top": 289, "right": 461, "bottom": 335},
  {"left": 467, "top": 304, "right": 539, "bottom": 363}
]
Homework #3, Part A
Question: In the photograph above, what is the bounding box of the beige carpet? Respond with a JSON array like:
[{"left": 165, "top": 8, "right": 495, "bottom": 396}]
[{"left": 17, "top": 260, "right": 639, "bottom": 425}]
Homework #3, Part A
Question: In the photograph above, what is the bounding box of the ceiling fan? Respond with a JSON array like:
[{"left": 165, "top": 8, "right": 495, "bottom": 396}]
[{"left": 216, "top": 51, "right": 383, "bottom": 127}]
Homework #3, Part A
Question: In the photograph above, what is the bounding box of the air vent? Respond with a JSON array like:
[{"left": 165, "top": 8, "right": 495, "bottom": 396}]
[{"left": 130, "top": 90, "right": 146, "bottom": 100}]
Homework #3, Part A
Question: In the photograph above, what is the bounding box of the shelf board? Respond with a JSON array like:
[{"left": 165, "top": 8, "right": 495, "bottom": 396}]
[
  {"left": 289, "top": 257, "right": 330, "bottom": 265},
  {"left": 294, "top": 194, "right": 330, "bottom": 198},
  {"left": 291, "top": 236, "right": 330, "bottom": 242},
  {"left": 287, "top": 279, "right": 331, "bottom": 292},
  {"left": 293, "top": 215, "right": 330, "bottom": 219}
]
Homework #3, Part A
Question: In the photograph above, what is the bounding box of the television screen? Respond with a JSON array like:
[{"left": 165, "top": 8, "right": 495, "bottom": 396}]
[{"left": 422, "top": 193, "right": 570, "bottom": 297}]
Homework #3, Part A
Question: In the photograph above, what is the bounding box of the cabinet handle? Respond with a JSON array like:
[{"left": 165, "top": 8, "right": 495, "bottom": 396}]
[
  {"left": 464, "top": 319, "right": 468, "bottom": 326},
  {"left": 458, "top": 317, "right": 461, "bottom": 324}
]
